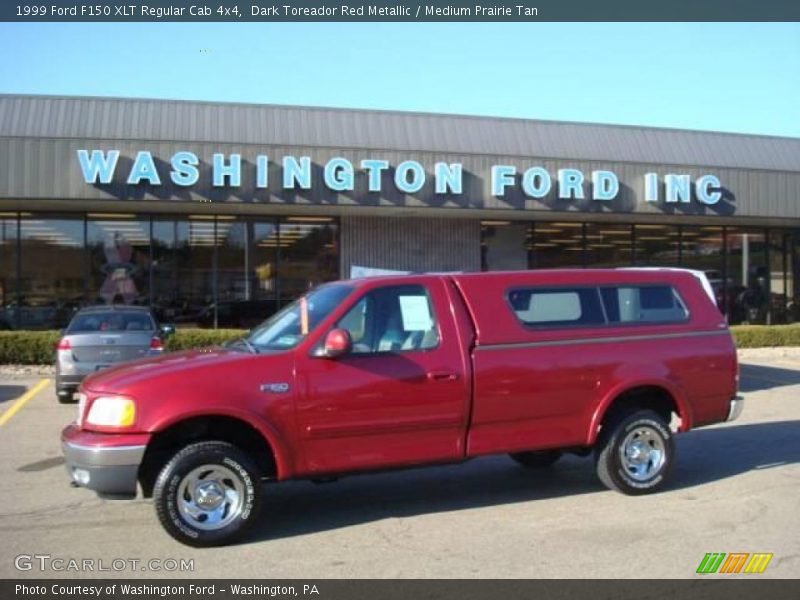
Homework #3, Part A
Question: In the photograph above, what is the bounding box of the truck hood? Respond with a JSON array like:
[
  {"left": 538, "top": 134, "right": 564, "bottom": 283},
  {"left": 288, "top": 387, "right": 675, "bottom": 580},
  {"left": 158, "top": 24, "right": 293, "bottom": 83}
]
[{"left": 81, "top": 346, "right": 253, "bottom": 394}]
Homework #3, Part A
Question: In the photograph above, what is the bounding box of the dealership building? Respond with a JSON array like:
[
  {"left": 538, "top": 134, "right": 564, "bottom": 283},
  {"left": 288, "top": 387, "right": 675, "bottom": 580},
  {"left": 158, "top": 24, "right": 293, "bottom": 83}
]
[{"left": 1, "top": 94, "right": 799, "bottom": 329}]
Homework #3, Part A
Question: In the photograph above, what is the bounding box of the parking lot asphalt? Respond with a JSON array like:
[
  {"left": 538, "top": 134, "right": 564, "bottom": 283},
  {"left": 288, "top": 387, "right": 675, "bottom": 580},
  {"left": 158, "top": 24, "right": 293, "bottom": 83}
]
[{"left": 0, "top": 360, "right": 798, "bottom": 579}]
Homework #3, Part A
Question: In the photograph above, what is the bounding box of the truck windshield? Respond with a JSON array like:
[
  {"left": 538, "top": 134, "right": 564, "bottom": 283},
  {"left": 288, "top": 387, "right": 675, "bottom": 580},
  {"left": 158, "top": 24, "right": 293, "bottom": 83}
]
[{"left": 246, "top": 284, "right": 354, "bottom": 351}]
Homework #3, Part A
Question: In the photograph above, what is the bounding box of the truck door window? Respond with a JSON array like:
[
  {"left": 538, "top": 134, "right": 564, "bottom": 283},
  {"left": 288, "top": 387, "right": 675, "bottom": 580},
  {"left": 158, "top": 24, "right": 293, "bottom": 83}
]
[{"left": 337, "top": 285, "right": 439, "bottom": 354}]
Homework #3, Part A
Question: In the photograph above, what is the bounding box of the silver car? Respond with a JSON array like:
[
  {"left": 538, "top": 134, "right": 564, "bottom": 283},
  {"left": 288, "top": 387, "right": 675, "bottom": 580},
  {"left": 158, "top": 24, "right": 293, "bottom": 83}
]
[{"left": 55, "top": 306, "right": 173, "bottom": 403}]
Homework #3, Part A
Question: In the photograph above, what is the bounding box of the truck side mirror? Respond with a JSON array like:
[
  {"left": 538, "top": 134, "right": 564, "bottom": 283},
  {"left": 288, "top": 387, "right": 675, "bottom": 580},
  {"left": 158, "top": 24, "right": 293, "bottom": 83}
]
[{"left": 323, "top": 328, "right": 352, "bottom": 358}]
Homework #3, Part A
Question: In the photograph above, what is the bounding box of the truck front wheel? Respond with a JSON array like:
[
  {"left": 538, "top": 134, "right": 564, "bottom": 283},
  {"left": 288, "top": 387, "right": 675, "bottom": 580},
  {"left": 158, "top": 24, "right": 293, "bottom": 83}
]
[
  {"left": 595, "top": 410, "right": 674, "bottom": 495},
  {"left": 153, "top": 441, "right": 262, "bottom": 547}
]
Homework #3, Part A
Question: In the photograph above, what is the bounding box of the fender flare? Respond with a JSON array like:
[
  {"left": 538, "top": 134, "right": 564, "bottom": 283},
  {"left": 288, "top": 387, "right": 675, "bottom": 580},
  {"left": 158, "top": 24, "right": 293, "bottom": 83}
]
[
  {"left": 586, "top": 378, "right": 694, "bottom": 446},
  {"left": 148, "top": 407, "right": 295, "bottom": 480}
]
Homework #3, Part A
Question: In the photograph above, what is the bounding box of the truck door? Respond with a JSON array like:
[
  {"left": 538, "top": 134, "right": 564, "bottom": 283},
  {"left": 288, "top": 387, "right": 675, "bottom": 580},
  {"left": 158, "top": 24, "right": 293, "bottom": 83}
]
[{"left": 295, "top": 280, "right": 470, "bottom": 474}]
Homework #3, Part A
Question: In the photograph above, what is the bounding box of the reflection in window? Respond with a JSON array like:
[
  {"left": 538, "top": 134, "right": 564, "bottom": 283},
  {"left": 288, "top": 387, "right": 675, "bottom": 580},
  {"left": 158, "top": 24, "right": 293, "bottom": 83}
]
[
  {"left": 768, "top": 230, "right": 795, "bottom": 323},
  {"left": 793, "top": 232, "right": 800, "bottom": 324},
  {"left": 769, "top": 230, "right": 793, "bottom": 323},
  {"left": 681, "top": 226, "right": 725, "bottom": 311},
  {"left": 151, "top": 217, "right": 215, "bottom": 327},
  {"left": 531, "top": 222, "right": 585, "bottom": 268},
  {"left": 584, "top": 223, "right": 632, "bottom": 267},
  {"left": 601, "top": 286, "right": 688, "bottom": 323},
  {"left": 727, "top": 228, "right": 767, "bottom": 324},
  {"left": 248, "top": 284, "right": 353, "bottom": 351},
  {"left": 216, "top": 219, "right": 278, "bottom": 328},
  {"left": 509, "top": 287, "right": 605, "bottom": 327},
  {"left": 18, "top": 215, "right": 85, "bottom": 329},
  {"left": 87, "top": 215, "right": 150, "bottom": 306},
  {"left": 67, "top": 310, "right": 155, "bottom": 333},
  {"left": 0, "top": 214, "right": 17, "bottom": 329},
  {"left": 278, "top": 217, "right": 339, "bottom": 306},
  {"left": 481, "top": 221, "right": 528, "bottom": 271},
  {"left": 634, "top": 224, "right": 677, "bottom": 265}
]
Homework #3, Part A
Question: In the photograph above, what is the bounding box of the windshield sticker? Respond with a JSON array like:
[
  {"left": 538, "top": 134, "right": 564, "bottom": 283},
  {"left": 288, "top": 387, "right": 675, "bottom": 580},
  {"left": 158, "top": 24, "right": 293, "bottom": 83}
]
[
  {"left": 300, "top": 297, "right": 309, "bottom": 335},
  {"left": 398, "top": 295, "right": 433, "bottom": 331}
]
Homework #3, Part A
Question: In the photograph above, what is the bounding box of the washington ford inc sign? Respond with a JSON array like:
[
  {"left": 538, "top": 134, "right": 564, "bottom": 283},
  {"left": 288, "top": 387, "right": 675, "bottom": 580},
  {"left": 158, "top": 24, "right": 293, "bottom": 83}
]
[{"left": 77, "top": 150, "right": 724, "bottom": 205}]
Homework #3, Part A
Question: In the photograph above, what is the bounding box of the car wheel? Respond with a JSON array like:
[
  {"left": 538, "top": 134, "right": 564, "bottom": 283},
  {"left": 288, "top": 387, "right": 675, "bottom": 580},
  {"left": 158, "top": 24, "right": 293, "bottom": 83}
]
[
  {"left": 56, "top": 381, "right": 75, "bottom": 404},
  {"left": 509, "top": 450, "right": 562, "bottom": 468},
  {"left": 153, "top": 441, "right": 262, "bottom": 547},
  {"left": 595, "top": 410, "right": 674, "bottom": 495}
]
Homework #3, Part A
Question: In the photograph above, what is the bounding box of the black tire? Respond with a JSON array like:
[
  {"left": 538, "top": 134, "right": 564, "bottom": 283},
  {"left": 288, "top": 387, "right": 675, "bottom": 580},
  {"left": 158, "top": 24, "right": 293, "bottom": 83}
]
[
  {"left": 595, "top": 410, "right": 674, "bottom": 495},
  {"left": 56, "top": 385, "right": 76, "bottom": 404},
  {"left": 509, "top": 450, "right": 562, "bottom": 468},
  {"left": 153, "top": 441, "right": 262, "bottom": 547}
]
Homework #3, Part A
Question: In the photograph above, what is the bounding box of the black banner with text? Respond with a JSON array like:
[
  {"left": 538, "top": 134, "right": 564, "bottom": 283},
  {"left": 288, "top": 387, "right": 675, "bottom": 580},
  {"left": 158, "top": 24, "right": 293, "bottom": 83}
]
[
  {"left": 3, "top": 0, "right": 800, "bottom": 22},
  {"left": 5, "top": 580, "right": 800, "bottom": 600}
]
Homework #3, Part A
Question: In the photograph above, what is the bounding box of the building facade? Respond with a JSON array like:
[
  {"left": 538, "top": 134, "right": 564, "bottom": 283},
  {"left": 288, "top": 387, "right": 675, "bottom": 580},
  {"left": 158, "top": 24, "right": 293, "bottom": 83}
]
[{"left": 1, "top": 95, "right": 799, "bottom": 329}]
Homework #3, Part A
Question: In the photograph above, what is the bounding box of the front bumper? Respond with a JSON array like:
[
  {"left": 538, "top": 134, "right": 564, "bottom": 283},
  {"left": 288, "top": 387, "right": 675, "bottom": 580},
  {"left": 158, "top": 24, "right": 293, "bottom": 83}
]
[
  {"left": 61, "top": 424, "right": 150, "bottom": 498},
  {"left": 727, "top": 395, "right": 745, "bottom": 422}
]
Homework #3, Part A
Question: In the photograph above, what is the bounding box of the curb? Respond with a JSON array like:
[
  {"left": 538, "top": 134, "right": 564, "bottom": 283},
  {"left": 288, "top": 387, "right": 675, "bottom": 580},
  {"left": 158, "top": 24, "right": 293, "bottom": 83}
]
[{"left": 737, "top": 347, "right": 800, "bottom": 361}]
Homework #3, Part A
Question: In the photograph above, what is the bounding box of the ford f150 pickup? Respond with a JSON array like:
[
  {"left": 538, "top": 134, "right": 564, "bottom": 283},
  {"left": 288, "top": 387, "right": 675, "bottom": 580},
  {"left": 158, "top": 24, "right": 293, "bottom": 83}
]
[{"left": 62, "top": 269, "right": 741, "bottom": 546}]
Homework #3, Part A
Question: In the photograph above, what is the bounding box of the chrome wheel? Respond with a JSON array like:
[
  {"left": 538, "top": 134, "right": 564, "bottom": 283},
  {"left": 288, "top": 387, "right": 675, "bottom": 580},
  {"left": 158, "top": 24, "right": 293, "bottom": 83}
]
[
  {"left": 176, "top": 464, "right": 245, "bottom": 531},
  {"left": 619, "top": 426, "right": 666, "bottom": 482}
]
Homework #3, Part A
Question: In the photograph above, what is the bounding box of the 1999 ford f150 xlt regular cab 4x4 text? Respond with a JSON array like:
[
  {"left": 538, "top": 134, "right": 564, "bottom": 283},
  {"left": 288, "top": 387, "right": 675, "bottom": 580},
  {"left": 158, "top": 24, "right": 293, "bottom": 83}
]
[{"left": 62, "top": 269, "right": 742, "bottom": 546}]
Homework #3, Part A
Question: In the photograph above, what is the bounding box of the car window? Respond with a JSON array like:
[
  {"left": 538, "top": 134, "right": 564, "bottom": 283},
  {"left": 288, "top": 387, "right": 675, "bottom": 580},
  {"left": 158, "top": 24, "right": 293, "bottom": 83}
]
[
  {"left": 600, "top": 285, "right": 688, "bottom": 324},
  {"left": 508, "top": 287, "right": 605, "bottom": 327},
  {"left": 336, "top": 285, "right": 439, "bottom": 354},
  {"left": 67, "top": 311, "right": 155, "bottom": 333},
  {"left": 247, "top": 284, "right": 354, "bottom": 350}
]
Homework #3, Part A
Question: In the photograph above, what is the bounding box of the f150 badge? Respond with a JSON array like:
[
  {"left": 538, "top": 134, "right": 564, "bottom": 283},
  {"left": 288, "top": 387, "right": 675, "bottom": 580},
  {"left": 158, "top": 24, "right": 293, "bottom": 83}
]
[{"left": 260, "top": 383, "right": 290, "bottom": 394}]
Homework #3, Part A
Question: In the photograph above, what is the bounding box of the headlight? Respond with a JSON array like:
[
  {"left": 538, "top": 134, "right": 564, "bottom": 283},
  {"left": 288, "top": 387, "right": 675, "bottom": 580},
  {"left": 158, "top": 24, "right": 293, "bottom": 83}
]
[{"left": 85, "top": 396, "right": 136, "bottom": 427}]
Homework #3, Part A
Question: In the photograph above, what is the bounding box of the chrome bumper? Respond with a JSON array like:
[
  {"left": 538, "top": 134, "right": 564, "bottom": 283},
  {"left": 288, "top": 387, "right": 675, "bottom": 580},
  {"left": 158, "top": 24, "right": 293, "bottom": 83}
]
[
  {"left": 62, "top": 440, "right": 146, "bottom": 497},
  {"left": 62, "top": 440, "right": 146, "bottom": 467},
  {"left": 727, "top": 395, "right": 745, "bottom": 422}
]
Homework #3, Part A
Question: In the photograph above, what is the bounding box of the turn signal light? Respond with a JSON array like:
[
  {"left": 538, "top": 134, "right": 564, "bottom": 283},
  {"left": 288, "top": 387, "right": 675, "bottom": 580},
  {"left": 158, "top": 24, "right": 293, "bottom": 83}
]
[
  {"left": 55, "top": 338, "right": 71, "bottom": 351},
  {"left": 149, "top": 337, "right": 163, "bottom": 350}
]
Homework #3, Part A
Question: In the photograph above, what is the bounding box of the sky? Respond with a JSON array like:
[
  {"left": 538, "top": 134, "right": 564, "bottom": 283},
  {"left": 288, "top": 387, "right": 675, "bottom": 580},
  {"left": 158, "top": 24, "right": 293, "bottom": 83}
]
[{"left": 0, "top": 22, "right": 798, "bottom": 137}]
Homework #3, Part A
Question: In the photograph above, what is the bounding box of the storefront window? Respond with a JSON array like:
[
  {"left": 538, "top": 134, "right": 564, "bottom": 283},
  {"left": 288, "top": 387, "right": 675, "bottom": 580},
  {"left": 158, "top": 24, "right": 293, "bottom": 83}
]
[
  {"left": 0, "top": 214, "right": 18, "bottom": 329},
  {"left": 87, "top": 214, "right": 150, "bottom": 306},
  {"left": 4, "top": 209, "right": 798, "bottom": 330},
  {"left": 481, "top": 221, "right": 528, "bottom": 271},
  {"left": 152, "top": 217, "right": 215, "bottom": 327},
  {"left": 584, "top": 223, "right": 633, "bottom": 268},
  {"left": 531, "top": 222, "right": 585, "bottom": 268},
  {"left": 680, "top": 226, "right": 726, "bottom": 311},
  {"left": 18, "top": 215, "right": 85, "bottom": 329},
  {"left": 792, "top": 231, "right": 800, "bottom": 324},
  {"left": 726, "top": 228, "right": 768, "bottom": 324},
  {"left": 634, "top": 224, "right": 677, "bottom": 266},
  {"left": 216, "top": 219, "right": 278, "bottom": 328},
  {"left": 768, "top": 230, "right": 792, "bottom": 323},
  {"left": 277, "top": 217, "right": 339, "bottom": 307}
]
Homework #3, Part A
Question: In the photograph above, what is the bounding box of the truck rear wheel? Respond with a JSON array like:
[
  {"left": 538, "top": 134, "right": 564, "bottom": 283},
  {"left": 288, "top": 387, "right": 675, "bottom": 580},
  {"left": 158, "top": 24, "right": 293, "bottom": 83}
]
[
  {"left": 153, "top": 441, "right": 262, "bottom": 547},
  {"left": 509, "top": 450, "right": 562, "bottom": 468},
  {"left": 595, "top": 410, "right": 674, "bottom": 495}
]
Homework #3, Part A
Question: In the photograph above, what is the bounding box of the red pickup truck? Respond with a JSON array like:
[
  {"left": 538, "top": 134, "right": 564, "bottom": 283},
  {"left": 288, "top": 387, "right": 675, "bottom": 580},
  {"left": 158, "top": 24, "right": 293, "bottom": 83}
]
[{"left": 62, "top": 269, "right": 741, "bottom": 546}]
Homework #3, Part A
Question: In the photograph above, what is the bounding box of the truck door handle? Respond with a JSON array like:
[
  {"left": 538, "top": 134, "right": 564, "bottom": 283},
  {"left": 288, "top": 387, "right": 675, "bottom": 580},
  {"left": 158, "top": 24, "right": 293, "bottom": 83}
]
[{"left": 427, "top": 371, "right": 459, "bottom": 382}]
